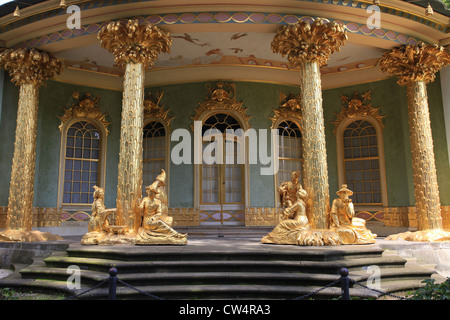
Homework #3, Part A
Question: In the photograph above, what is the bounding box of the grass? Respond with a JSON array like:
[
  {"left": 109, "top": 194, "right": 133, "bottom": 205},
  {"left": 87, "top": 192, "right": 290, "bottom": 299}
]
[{"left": 0, "top": 287, "right": 66, "bottom": 300}]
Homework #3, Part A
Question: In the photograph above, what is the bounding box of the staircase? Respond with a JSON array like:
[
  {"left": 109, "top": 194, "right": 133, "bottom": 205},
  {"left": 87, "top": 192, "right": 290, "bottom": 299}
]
[{"left": 0, "top": 237, "right": 436, "bottom": 300}]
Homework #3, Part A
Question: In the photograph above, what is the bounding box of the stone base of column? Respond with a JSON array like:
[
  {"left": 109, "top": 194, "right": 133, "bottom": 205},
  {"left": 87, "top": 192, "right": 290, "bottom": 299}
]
[
  {"left": 386, "top": 229, "right": 450, "bottom": 242},
  {"left": 0, "top": 229, "right": 63, "bottom": 242}
]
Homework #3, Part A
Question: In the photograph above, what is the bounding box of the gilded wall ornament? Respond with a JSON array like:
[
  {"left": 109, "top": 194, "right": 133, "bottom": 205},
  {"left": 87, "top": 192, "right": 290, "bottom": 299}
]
[
  {"left": 97, "top": 19, "right": 172, "bottom": 68},
  {"left": 58, "top": 91, "right": 111, "bottom": 136},
  {"left": 144, "top": 91, "right": 173, "bottom": 130},
  {"left": 332, "top": 90, "right": 385, "bottom": 134},
  {"left": 269, "top": 91, "right": 302, "bottom": 128},
  {"left": 0, "top": 47, "right": 63, "bottom": 86},
  {"left": 271, "top": 18, "right": 347, "bottom": 68},
  {"left": 191, "top": 82, "right": 251, "bottom": 130},
  {"left": 379, "top": 43, "right": 450, "bottom": 86}
]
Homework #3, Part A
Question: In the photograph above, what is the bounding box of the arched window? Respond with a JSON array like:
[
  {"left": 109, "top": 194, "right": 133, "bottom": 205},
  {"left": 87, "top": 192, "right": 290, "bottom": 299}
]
[
  {"left": 62, "top": 120, "right": 101, "bottom": 205},
  {"left": 343, "top": 120, "right": 382, "bottom": 205},
  {"left": 143, "top": 121, "right": 166, "bottom": 190},
  {"left": 277, "top": 120, "right": 303, "bottom": 189}
]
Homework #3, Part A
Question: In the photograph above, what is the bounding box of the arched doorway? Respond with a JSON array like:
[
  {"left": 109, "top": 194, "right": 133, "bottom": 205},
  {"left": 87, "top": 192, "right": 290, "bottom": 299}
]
[{"left": 200, "top": 112, "right": 245, "bottom": 225}]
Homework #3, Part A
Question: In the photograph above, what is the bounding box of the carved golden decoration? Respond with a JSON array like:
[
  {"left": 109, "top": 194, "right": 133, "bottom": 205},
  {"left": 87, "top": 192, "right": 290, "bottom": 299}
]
[
  {"left": 115, "top": 61, "right": 145, "bottom": 234},
  {"left": 298, "top": 54, "right": 330, "bottom": 229},
  {"left": 261, "top": 178, "right": 376, "bottom": 245},
  {"left": 380, "top": 43, "right": 450, "bottom": 242},
  {"left": 169, "top": 208, "right": 200, "bottom": 227},
  {"left": 144, "top": 91, "right": 173, "bottom": 130},
  {"left": 97, "top": 19, "right": 172, "bottom": 68},
  {"left": 82, "top": 172, "right": 187, "bottom": 245},
  {"left": 332, "top": 90, "right": 385, "bottom": 134},
  {"left": 329, "top": 184, "right": 377, "bottom": 244},
  {"left": 379, "top": 43, "right": 450, "bottom": 87},
  {"left": 0, "top": 48, "right": 62, "bottom": 241},
  {"left": 191, "top": 82, "right": 251, "bottom": 130},
  {"left": 261, "top": 172, "right": 343, "bottom": 246},
  {"left": 0, "top": 206, "right": 61, "bottom": 228},
  {"left": 272, "top": 19, "right": 347, "bottom": 230},
  {"left": 0, "top": 48, "right": 63, "bottom": 86},
  {"left": 245, "top": 207, "right": 282, "bottom": 226},
  {"left": 269, "top": 91, "right": 302, "bottom": 129},
  {"left": 83, "top": 20, "right": 174, "bottom": 244},
  {"left": 98, "top": 19, "right": 173, "bottom": 236},
  {"left": 58, "top": 91, "right": 111, "bottom": 136},
  {"left": 271, "top": 18, "right": 347, "bottom": 68}
]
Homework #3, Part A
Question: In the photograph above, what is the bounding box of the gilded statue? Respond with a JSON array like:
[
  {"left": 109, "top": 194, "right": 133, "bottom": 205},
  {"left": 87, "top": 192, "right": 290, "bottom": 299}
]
[
  {"left": 261, "top": 172, "right": 311, "bottom": 244},
  {"left": 136, "top": 184, "right": 187, "bottom": 245},
  {"left": 330, "top": 185, "right": 376, "bottom": 244},
  {"left": 147, "top": 169, "right": 173, "bottom": 227},
  {"left": 81, "top": 186, "right": 118, "bottom": 245},
  {"left": 262, "top": 172, "right": 342, "bottom": 246}
]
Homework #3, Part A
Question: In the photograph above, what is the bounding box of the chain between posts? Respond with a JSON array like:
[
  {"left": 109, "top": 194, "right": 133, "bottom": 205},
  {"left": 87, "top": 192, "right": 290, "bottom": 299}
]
[{"left": 64, "top": 267, "right": 410, "bottom": 300}]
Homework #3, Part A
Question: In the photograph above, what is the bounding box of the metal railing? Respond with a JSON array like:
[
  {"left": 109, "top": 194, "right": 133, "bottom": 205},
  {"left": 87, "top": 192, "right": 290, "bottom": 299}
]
[{"left": 64, "top": 267, "right": 411, "bottom": 300}]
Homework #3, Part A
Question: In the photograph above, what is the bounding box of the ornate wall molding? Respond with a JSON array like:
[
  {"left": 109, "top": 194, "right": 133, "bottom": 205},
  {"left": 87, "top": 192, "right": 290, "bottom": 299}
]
[
  {"left": 144, "top": 91, "right": 174, "bottom": 130},
  {"left": 269, "top": 91, "right": 302, "bottom": 129},
  {"left": 58, "top": 91, "right": 111, "bottom": 136},
  {"left": 191, "top": 81, "right": 251, "bottom": 130},
  {"left": 332, "top": 90, "right": 385, "bottom": 134}
]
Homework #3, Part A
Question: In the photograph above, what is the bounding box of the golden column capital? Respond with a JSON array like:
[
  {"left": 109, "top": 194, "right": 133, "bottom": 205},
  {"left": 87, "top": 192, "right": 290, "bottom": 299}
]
[
  {"left": 98, "top": 19, "right": 172, "bottom": 68},
  {"left": 271, "top": 18, "right": 347, "bottom": 68},
  {"left": 0, "top": 48, "right": 63, "bottom": 87},
  {"left": 379, "top": 43, "right": 450, "bottom": 86}
]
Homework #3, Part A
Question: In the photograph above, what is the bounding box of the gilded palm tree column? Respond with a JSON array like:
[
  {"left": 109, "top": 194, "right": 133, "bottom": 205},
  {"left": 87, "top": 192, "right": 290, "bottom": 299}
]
[
  {"left": 98, "top": 19, "right": 171, "bottom": 234},
  {"left": 0, "top": 48, "right": 63, "bottom": 242},
  {"left": 380, "top": 43, "right": 450, "bottom": 241},
  {"left": 272, "top": 19, "right": 347, "bottom": 229}
]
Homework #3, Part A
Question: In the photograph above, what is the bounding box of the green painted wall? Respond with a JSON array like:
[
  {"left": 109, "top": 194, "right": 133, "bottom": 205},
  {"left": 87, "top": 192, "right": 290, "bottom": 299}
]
[
  {"left": 0, "top": 76, "right": 448, "bottom": 210},
  {"left": 0, "top": 76, "right": 18, "bottom": 206}
]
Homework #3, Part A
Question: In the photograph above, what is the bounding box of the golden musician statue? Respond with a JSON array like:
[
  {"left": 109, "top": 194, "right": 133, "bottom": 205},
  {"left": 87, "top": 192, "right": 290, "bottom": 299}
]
[
  {"left": 262, "top": 172, "right": 376, "bottom": 246},
  {"left": 81, "top": 169, "right": 187, "bottom": 245}
]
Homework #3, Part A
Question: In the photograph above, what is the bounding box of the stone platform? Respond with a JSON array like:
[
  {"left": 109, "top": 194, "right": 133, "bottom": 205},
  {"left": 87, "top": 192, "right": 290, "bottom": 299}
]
[{"left": 0, "top": 232, "right": 443, "bottom": 300}]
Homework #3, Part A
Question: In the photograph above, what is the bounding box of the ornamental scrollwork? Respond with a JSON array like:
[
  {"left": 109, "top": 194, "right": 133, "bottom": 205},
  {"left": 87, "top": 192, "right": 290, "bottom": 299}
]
[
  {"left": 144, "top": 91, "right": 173, "bottom": 130},
  {"left": 269, "top": 91, "right": 302, "bottom": 129},
  {"left": 332, "top": 90, "right": 385, "bottom": 134},
  {"left": 191, "top": 82, "right": 251, "bottom": 130},
  {"left": 58, "top": 91, "right": 111, "bottom": 136}
]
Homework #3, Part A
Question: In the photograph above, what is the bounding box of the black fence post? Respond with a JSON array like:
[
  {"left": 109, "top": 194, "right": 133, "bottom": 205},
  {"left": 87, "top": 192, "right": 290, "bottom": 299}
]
[
  {"left": 108, "top": 267, "right": 118, "bottom": 300},
  {"left": 339, "top": 268, "right": 350, "bottom": 300}
]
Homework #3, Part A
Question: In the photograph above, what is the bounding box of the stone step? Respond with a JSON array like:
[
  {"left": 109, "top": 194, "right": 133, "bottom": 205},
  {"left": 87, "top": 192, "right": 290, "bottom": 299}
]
[
  {"left": 42, "top": 254, "right": 407, "bottom": 275},
  {"left": 19, "top": 265, "right": 434, "bottom": 289},
  {"left": 64, "top": 242, "right": 385, "bottom": 262}
]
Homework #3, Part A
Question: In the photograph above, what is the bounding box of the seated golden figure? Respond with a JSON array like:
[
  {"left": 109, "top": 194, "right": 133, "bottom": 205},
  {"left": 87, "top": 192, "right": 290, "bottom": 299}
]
[
  {"left": 330, "top": 184, "right": 377, "bottom": 244},
  {"left": 136, "top": 184, "right": 187, "bottom": 245},
  {"left": 81, "top": 186, "right": 117, "bottom": 245},
  {"left": 262, "top": 171, "right": 342, "bottom": 246},
  {"left": 147, "top": 169, "right": 173, "bottom": 227},
  {"left": 261, "top": 185, "right": 311, "bottom": 244}
]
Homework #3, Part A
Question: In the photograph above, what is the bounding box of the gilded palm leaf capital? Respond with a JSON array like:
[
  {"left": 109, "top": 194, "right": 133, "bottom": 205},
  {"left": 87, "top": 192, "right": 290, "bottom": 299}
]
[
  {"left": 271, "top": 18, "right": 347, "bottom": 68},
  {"left": 98, "top": 19, "right": 172, "bottom": 69}
]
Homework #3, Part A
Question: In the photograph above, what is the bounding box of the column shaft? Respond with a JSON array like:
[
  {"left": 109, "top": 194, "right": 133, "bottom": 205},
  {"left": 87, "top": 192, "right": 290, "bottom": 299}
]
[
  {"left": 6, "top": 83, "right": 39, "bottom": 231},
  {"left": 300, "top": 61, "right": 330, "bottom": 229},
  {"left": 115, "top": 62, "right": 145, "bottom": 232},
  {"left": 406, "top": 80, "right": 443, "bottom": 230}
]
